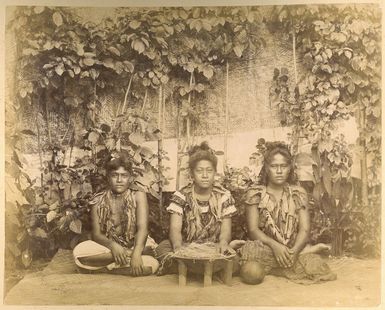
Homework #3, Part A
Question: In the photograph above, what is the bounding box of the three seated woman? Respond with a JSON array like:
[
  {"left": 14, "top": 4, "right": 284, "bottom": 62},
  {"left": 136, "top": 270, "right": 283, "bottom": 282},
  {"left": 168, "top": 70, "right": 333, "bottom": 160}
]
[{"left": 73, "top": 141, "right": 336, "bottom": 284}]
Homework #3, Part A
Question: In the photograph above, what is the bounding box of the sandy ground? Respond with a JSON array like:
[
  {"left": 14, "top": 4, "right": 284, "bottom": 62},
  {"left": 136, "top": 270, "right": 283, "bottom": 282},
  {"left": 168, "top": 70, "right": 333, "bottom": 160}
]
[{"left": 3, "top": 249, "right": 381, "bottom": 307}]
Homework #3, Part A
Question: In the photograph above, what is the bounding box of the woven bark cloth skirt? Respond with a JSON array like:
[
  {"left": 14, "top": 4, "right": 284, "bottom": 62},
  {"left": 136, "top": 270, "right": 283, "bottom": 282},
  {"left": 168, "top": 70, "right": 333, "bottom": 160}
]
[
  {"left": 238, "top": 240, "right": 337, "bottom": 284},
  {"left": 73, "top": 238, "right": 159, "bottom": 272}
]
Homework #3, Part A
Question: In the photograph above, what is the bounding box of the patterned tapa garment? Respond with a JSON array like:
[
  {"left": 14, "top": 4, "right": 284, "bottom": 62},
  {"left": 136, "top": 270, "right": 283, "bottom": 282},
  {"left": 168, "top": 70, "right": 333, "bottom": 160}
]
[
  {"left": 89, "top": 189, "right": 137, "bottom": 248},
  {"left": 244, "top": 184, "right": 308, "bottom": 247},
  {"left": 168, "top": 183, "right": 237, "bottom": 243}
]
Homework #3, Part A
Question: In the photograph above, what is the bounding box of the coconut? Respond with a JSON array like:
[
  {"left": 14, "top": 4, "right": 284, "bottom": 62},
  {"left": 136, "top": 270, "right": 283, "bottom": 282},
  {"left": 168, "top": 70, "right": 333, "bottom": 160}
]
[{"left": 240, "top": 261, "right": 266, "bottom": 285}]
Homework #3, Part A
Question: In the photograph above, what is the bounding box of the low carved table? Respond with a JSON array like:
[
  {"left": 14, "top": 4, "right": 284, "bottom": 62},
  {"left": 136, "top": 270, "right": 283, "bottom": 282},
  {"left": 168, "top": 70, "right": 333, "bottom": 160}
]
[{"left": 174, "top": 256, "right": 234, "bottom": 287}]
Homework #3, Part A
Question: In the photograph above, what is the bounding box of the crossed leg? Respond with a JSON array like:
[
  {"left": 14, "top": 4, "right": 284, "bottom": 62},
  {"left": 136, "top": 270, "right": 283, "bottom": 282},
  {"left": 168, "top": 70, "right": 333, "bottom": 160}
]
[{"left": 74, "top": 240, "right": 159, "bottom": 275}]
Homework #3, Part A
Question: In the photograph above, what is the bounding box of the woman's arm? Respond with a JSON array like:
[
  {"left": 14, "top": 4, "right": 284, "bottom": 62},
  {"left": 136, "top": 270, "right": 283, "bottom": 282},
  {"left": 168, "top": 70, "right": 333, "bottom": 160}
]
[
  {"left": 290, "top": 206, "right": 310, "bottom": 256},
  {"left": 245, "top": 203, "right": 292, "bottom": 268},
  {"left": 218, "top": 217, "right": 233, "bottom": 254},
  {"left": 91, "top": 204, "right": 130, "bottom": 266},
  {"left": 245, "top": 203, "right": 276, "bottom": 248},
  {"left": 169, "top": 213, "right": 183, "bottom": 251},
  {"left": 131, "top": 191, "right": 150, "bottom": 276},
  {"left": 133, "top": 191, "right": 149, "bottom": 253}
]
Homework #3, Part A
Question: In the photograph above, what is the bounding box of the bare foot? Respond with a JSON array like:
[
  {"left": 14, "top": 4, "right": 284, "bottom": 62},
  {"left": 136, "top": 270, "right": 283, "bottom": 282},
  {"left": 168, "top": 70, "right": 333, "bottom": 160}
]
[
  {"left": 301, "top": 243, "right": 331, "bottom": 255},
  {"left": 108, "top": 266, "right": 153, "bottom": 276}
]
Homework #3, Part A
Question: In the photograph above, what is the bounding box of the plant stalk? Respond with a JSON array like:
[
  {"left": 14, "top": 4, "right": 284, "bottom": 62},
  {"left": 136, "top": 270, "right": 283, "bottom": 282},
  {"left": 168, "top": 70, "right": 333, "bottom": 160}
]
[
  {"left": 176, "top": 101, "right": 181, "bottom": 190},
  {"left": 292, "top": 26, "right": 300, "bottom": 154},
  {"left": 158, "top": 85, "right": 164, "bottom": 222},
  {"left": 36, "top": 110, "right": 44, "bottom": 197},
  {"left": 141, "top": 89, "right": 148, "bottom": 116},
  {"left": 224, "top": 60, "right": 229, "bottom": 169},
  {"left": 359, "top": 107, "right": 369, "bottom": 206},
  {"left": 120, "top": 71, "right": 135, "bottom": 115},
  {"left": 186, "top": 71, "right": 194, "bottom": 148}
]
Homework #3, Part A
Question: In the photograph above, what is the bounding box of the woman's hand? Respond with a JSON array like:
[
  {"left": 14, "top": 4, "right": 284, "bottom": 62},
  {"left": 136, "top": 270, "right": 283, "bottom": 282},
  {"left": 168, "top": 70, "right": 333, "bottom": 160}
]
[
  {"left": 130, "top": 249, "right": 144, "bottom": 277},
  {"left": 288, "top": 247, "right": 300, "bottom": 266},
  {"left": 271, "top": 242, "right": 293, "bottom": 268},
  {"left": 110, "top": 243, "right": 130, "bottom": 266},
  {"left": 217, "top": 242, "right": 236, "bottom": 256},
  {"left": 229, "top": 239, "right": 246, "bottom": 250},
  {"left": 172, "top": 244, "right": 182, "bottom": 253}
]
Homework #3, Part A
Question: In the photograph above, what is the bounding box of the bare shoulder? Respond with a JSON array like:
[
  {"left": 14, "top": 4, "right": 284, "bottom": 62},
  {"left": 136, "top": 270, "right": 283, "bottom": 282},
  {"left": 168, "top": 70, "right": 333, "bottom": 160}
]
[{"left": 134, "top": 190, "right": 148, "bottom": 205}]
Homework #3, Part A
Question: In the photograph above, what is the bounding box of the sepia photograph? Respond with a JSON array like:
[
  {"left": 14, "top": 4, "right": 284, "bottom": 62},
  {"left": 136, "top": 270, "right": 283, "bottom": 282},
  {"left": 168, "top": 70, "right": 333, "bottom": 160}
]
[{"left": 2, "top": 0, "right": 383, "bottom": 307}]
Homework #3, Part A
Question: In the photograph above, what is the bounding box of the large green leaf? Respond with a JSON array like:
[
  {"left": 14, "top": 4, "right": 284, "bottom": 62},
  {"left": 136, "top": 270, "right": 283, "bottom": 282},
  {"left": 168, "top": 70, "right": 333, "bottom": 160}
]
[
  {"left": 19, "top": 88, "right": 27, "bottom": 98},
  {"left": 46, "top": 210, "right": 58, "bottom": 223},
  {"left": 84, "top": 52, "right": 96, "bottom": 58},
  {"left": 190, "top": 19, "right": 202, "bottom": 32},
  {"left": 34, "top": 6, "right": 45, "bottom": 14},
  {"left": 132, "top": 39, "right": 146, "bottom": 54},
  {"left": 123, "top": 61, "right": 134, "bottom": 73},
  {"left": 83, "top": 57, "right": 95, "bottom": 66},
  {"left": 321, "top": 164, "right": 332, "bottom": 196},
  {"left": 129, "top": 132, "right": 145, "bottom": 145},
  {"left": 201, "top": 20, "right": 212, "bottom": 31},
  {"left": 55, "top": 64, "right": 65, "bottom": 76},
  {"left": 20, "top": 129, "right": 36, "bottom": 136},
  {"left": 32, "top": 227, "right": 48, "bottom": 239},
  {"left": 329, "top": 32, "right": 347, "bottom": 43},
  {"left": 103, "top": 58, "right": 115, "bottom": 69},
  {"left": 233, "top": 44, "right": 244, "bottom": 58},
  {"left": 89, "top": 69, "right": 99, "bottom": 80},
  {"left": 49, "top": 200, "right": 60, "bottom": 210},
  {"left": 88, "top": 131, "right": 100, "bottom": 144},
  {"left": 129, "top": 20, "right": 141, "bottom": 30},
  {"left": 108, "top": 46, "right": 121, "bottom": 56},
  {"left": 69, "top": 219, "right": 82, "bottom": 234},
  {"left": 139, "top": 146, "right": 154, "bottom": 161},
  {"left": 52, "top": 12, "right": 63, "bottom": 27},
  {"left": 351, "top": 56, "right": 368, "bottom": 72},
  {"left": 67, "top": 69, "right": 75, "bottom": 78},
  {"left": 344, "top": 50, "right": 352, "bottom": 59},
  {"left": 73, "top": 66, "right": 81, "bottom": 75},
  {"left": 43, "top": 41, "right": 53, "bottom": 50},
  {"left": 203, "top": 66, "right": 214, "bottom": 79}
]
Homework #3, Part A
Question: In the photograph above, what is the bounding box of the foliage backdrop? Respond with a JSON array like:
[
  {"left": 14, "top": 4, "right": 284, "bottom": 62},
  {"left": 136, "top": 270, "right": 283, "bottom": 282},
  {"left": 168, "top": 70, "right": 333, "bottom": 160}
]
[{"left": 5, "top": 4, "right": 381, "bottom": 270}]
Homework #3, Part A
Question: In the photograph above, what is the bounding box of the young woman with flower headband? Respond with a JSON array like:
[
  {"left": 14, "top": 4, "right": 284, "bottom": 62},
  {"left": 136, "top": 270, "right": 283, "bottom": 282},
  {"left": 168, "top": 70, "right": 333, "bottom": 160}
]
[
  {"left": 155, "top": 142, "right": 238, "bottom": 274},
  {"left": 73, "top": 153, "right": 159, "bottom": 276},
  {"left": 239, "top": 142, "right": 336, "bottom": 284}
]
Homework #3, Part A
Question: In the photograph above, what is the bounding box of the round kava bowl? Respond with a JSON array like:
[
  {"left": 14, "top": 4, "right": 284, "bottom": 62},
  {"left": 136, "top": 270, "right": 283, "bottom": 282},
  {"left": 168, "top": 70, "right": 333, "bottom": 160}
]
[{"left": 240, "top": 261, "right": 266, "bottom": 284}]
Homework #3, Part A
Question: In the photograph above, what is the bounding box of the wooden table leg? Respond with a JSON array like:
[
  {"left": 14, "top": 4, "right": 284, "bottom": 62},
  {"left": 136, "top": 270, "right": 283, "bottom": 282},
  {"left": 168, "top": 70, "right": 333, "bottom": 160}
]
[
  {"left": 203, "top": 261, "right": 213, "bottom": 287},
  {"left": 222, "top": 259, "right": 233, "bottom": 286},
  {"left": 178, "top": 260, "right": 187, "bottom": 286}
]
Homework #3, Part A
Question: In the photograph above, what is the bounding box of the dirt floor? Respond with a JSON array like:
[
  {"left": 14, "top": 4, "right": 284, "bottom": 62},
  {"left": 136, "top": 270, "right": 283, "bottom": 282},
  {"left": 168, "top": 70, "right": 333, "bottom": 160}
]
[{"left": 3, "top": 249, "right": 382, "bottom": 307}]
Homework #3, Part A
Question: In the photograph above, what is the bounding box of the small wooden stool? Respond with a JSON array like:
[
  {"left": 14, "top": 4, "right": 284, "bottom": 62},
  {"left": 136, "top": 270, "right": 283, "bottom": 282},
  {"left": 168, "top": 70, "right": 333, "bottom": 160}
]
[{"left": 176, "top": 258, "right": 233, "bottom": 287}]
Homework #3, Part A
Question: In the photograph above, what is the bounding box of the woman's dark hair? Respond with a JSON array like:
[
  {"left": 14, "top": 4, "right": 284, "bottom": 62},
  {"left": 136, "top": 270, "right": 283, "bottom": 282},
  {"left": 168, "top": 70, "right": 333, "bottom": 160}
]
[
  {"left": 188, "top": 141, "right": 218, "bottom": 171},
  {"left": 258, "top": 142, "right": 296, "bottom": 185},
  {"left": 105, "top": 152, "right": 133, "bottom": 176}
]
